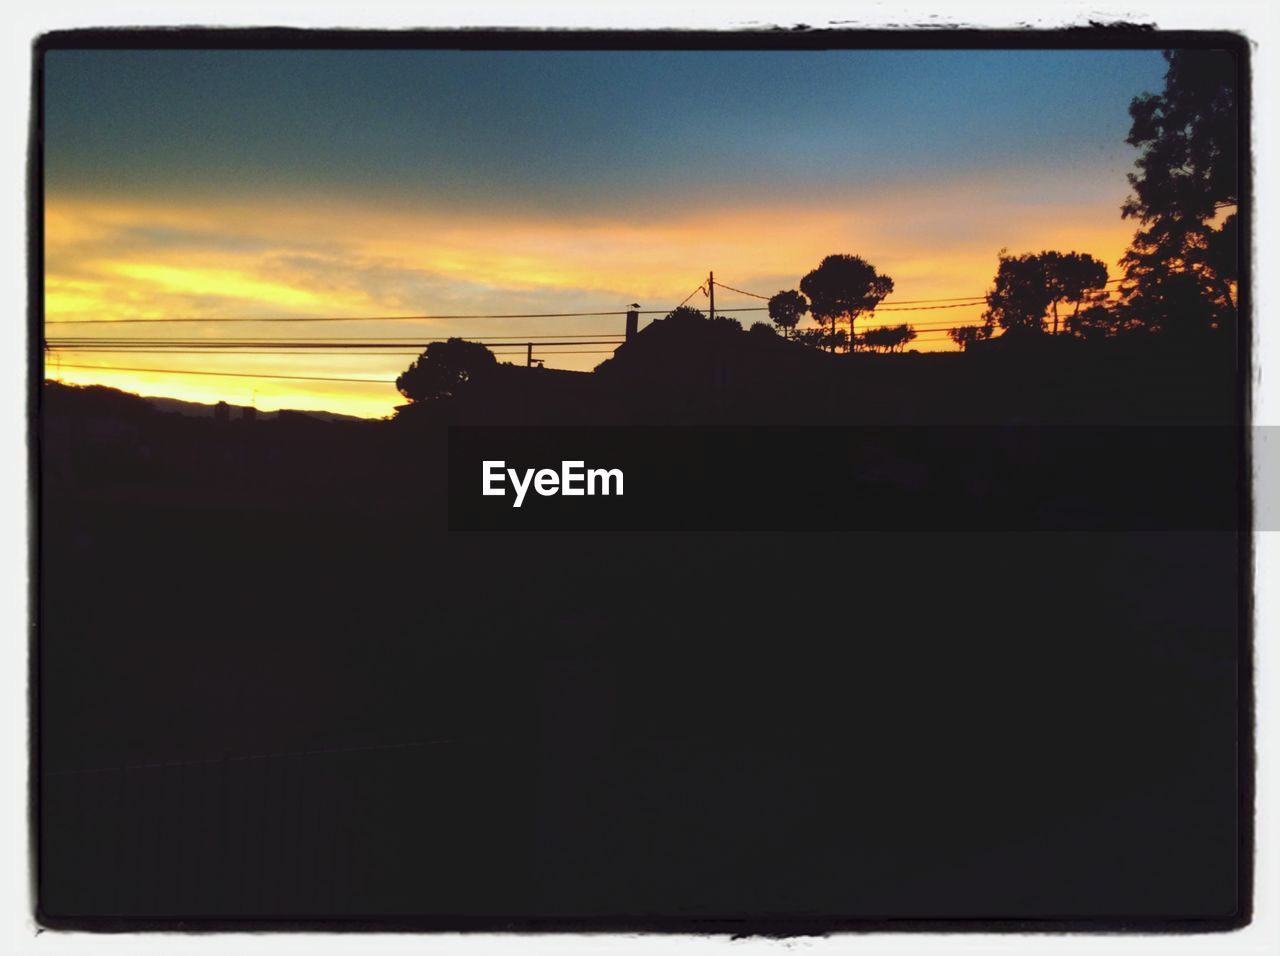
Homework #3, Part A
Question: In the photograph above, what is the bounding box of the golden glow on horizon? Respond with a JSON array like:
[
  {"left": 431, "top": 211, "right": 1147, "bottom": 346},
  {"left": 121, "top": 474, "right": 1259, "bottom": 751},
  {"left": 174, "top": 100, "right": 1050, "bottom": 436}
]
[
  {"left": 44, "top": 179, "right": 1139, "bottom": 418},
  {"left": 46, "top": 366, "right": 397, "bottom": 420}
]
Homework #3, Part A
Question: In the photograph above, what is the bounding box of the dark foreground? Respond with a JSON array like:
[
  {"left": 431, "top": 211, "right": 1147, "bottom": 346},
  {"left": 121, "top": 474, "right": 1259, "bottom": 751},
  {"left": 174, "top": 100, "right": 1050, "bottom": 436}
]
[{"left": 36, "top": 343, "right": 1247, "bottom": 929}]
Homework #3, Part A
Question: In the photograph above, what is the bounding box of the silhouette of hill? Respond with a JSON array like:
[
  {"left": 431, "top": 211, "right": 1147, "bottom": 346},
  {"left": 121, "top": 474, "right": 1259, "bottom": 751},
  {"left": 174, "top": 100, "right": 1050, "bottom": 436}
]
[
  {"left": 43, "top": 380, "right": 371, "bottom": 422},
  {"left": 148, "top": 394, "right": 370, "bottom": 422}
]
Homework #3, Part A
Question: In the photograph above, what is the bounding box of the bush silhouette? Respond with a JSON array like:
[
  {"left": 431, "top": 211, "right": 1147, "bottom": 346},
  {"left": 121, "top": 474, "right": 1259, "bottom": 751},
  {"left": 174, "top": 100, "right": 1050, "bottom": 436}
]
[{"left": 396, "top": 338, "right": 497, "bottom": 404}]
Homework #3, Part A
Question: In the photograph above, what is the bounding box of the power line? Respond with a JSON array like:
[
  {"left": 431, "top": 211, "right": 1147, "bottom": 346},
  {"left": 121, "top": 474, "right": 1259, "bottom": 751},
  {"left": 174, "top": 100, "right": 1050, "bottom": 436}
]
[
  {"left": 840, "top": 316, "right": 983, "bottom": 329},
  {"left": 879, "top": 301, "right": 985, "bottom": 312},
  {"left": 711, "top": 301, "right": 984, "bottom": 314},
  {"left": 509, "top": 348, "right": 617, "bottom": 354},
  {"left": 50, "top": 346, "right": 621, "bottom": 380},
  {"left": 877, "top": 295, "right": 986, "bottom": 305},
  {"left": 46, "top": 313, "right": 994, "bottom": 357},
  {"left": 48, "top": 349, "right": 621, "bottom": 357},
  {"left": 712, "top": 280, "right": 771, "bottom": 301},
  {"left": 51, "top": 364, "right": 397, "bottom": 384},
  {"left": 46, "top": 300, "right": 978, "bottom": 324},
  {"left": 48, "top": 333, "right": 629, "bottom": 343},
  {"left": 45, "top": 314, "right": 984, "bottom": 344},
  {"left": 675, "top": 283, "right": 706, "bottom": 310},
  {"left": 715, "top": 276, "right": 1122, "bottom": 306},
  {"left": 47, "top": 307, "right": 677, "bottom": 326},
  {"left": 654, "top": 300, "right": 988, "bottom": 315},
  {"left": 50, "top": 349, "right": 432, "bottom": 357},
  {"left": 44, "top": 311, "right": 983, "bottom": 345},
  {"left": 46, "top": 340, "right": 623, "bottom": 350},
  {"left": 44, "top": 276, "right": 1128, "bottom": 328},
  {"left": 714, "top": 277, "right": 990, "bottom": 306}
]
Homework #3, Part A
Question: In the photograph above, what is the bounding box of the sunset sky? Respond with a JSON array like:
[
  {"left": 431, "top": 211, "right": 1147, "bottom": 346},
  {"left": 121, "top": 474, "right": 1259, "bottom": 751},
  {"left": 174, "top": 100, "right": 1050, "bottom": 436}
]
[{"left": 43, "top": 48, "right": 1168, "bottom": 418}]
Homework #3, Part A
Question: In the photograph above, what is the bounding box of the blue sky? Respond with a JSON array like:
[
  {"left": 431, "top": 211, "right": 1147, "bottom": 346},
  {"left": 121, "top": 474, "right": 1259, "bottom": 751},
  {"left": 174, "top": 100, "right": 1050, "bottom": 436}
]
[{"left": 45, "top": 49, "right": 1166, "bottom": 213}]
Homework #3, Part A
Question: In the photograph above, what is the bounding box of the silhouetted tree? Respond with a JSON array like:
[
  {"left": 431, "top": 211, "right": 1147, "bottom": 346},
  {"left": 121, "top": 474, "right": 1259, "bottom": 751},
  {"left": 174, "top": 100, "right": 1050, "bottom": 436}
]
[
  {"left": 799, "top": 254, "right": 894, "bottom": 353},
  {"left": 767, "top": 289, "right": 809, "bottom": 338},
  {"left": 1120, "top": 49, "right": 1238, "bottom": 332},
  {"left": 1041, "top": 251, "right": 1110, "bottom": 333},
  {"left": 396, "top": 338, "right": 497, "bottom": 404},
  {"left": 949, "top": 324, "right": 991, "bottom": 351},
  {"left": 1065, "top": 303, "right": 1126, "bottom": 341},
  {"left": 794, "top": 326, "right": 846, "bottom": 352},
  {"left": 748, "top": 321, "right": 778, "bottom": 337},
  {"left": 983, "top": 251, "right": 1054, "bottom": 334},
  {"left": 792, "top": 328, "right": 822, "bottom": 349},
  {"left": 1203, "top": 210, "right": 1238, "bottom": 297},
  {"left": 858, "top": 324, "right": 917, "bottom": 353},
  {"left": 1120, "top": 270, "right": 1221, "bottom": 338},
  {"left": 982, "top": 250, "right": 1109, "bottom": 336}
]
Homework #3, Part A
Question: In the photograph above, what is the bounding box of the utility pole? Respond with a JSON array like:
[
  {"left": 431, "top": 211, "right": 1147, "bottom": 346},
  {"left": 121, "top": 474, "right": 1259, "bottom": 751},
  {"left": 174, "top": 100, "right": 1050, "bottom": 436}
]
[
  {"left": 527, "top": 342, "right": 533, "bottom": 367},
  {"left": 708, "top": 271, "right": 715, "bottom": 322}
]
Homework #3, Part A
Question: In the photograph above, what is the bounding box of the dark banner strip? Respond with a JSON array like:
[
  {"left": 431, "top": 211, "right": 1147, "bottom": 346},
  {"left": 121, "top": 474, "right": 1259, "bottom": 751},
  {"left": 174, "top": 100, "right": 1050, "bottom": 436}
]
[{"left": 448, "top": 426, "right": 1244, "bottom": 531}]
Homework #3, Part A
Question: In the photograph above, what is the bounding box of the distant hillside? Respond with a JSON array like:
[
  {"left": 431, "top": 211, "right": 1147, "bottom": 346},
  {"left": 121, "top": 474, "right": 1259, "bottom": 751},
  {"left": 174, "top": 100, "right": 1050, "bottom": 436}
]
[
  {"left": 43, "top": 382, "right": 373, "bottom": 422},
  {"left": 144, "top": 394, "right": 373, "bottom": 422}
]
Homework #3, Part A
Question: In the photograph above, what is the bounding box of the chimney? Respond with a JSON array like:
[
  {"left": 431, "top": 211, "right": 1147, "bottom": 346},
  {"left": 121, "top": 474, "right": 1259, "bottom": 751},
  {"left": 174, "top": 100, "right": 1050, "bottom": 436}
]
[{"left": 625, "top": 307, "right": 639, "bottom": 342}]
